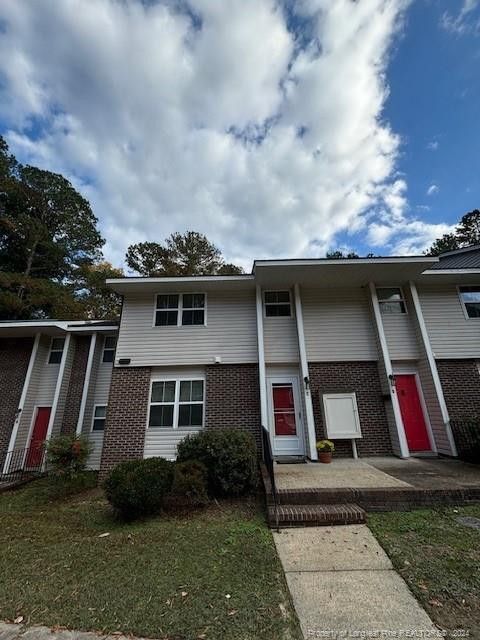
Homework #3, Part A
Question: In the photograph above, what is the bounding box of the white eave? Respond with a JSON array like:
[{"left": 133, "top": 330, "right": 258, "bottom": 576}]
[
  {"left": 0, "top": 320, "right": 118, "bottom": 338},
  {"left": 106, "top": 274, "right": 256, "bottom": 294}
]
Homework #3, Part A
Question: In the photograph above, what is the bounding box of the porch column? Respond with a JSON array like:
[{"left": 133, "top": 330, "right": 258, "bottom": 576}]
[
  {"left": 294, "top": 283, "right": 318, "bottom": 460},
  {"left": 368, "top": 282, "right": 409, "bottom": 458},
  {"left": 76, "top": 332, "right": 97, "bottom": 435},
  {"left": 408, "top": 281, "right": 458, "bottom": 456},
  {"left": 2, "top": 332, "right": 41, "bottom": 474},
  {"left": 255, "top": 285, "right": 268, "bottom": 428},
  {"left": 45, "top": 333, "right": 72, "bottom": 442}
]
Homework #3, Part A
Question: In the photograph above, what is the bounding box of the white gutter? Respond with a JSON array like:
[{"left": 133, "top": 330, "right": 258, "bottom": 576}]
[
  {"left": 76, "top": 333, "right": 97, "bottom": 435},
  {"left": 255, "top": 285, "right": 268, "bottom": 429},
  {"left": 409, "top": 282, "right": 458, "bottom": 456},
  {"left": 2, "top": 333, "right": 41, "bottom": 474},
  {"left": 293, "top": 284, "right": 317, "bottom": 460},
  {"left": 369, "top": 282, "right": 409, "bottom": 458}
]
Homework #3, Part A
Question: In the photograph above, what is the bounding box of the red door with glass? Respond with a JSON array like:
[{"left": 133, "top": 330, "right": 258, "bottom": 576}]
[
  {"left": 269, "top": 377, "right": 304, "bottom": 456},
  {"left": 396, "top": 375, "right": 431, "bottom": 452},
  {"left": 26, "top": 407, "right": 51, "bottom": 467}
]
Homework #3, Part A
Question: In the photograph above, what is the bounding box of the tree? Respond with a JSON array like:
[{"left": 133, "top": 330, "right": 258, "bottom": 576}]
[
  {"left": 326, "top": 250, "right": 360, "bottom": 259},
  {"left": 75, "top": 261, "right": 124, "bottom": 320},
  {"left": 126, "top": 231, "right": 244, "bottom": 276},
  {"left": 426, "top": 209, "right": 480, "bottom": 256}
]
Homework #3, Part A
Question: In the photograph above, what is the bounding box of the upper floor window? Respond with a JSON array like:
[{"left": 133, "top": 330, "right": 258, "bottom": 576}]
[
  {"left": 459, "top": 286, "right": 480, "bottom": 318},
  {"left": 92, "top": 405, "right": 107, "bottom": 431},
  {"left": 264, "top": 291, "right": 291, "bottom": 317},
  {"left": 377, "top": 287, "right": 406, "bottom": 315},
  {"left": 48, "top": 337, "right": 65, "bottom": 364},
  {"left": 148, "top": 379, "right": 204, "bottom": 428},
  {"left": 154, "top": 293, "right": 206, "bottom": 326},
  {"left": 102, "top": 336, "right": 117, "bottom": 363}
]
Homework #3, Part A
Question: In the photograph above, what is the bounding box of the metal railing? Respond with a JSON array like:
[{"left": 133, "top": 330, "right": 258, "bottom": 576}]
[
  {"left": 1, "top": 445, "right": 47, "bottom": 483},
  {"left": 450, "top": 420, "right": 480, "bottom": 464},
  {"left": 261, "top": 425, "right": 279, "bottom": 531}
]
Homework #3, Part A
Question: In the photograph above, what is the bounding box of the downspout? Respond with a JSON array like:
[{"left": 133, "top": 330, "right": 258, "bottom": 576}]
[
  {"left": 294, "top": 283, "right": 318, "bottom": 460},
  {"left": 369, "top": 282, "right": 409, "bottom": 458}
]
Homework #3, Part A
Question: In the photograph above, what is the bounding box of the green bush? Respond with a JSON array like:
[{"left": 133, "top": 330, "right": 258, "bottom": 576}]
[
  {"left": 176, "top": 429, "right": 257, "bottom": 497},
  {"left": 46, "top": 434, "right": 92, "bottom": 476},
  {"left": 171, "top": 460, "right": 209, "bottom": 506},
  {"left": 104, "top": 457, "right": 174, "bottom": 521}
]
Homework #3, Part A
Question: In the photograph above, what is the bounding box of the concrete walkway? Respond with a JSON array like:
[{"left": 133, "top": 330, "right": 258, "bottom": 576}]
[
  {"left": 273, "top": 525, "right": 437, "bottom": 639},
  {"left": 0, "top": 622, "right": 152, "bottom": 640}
]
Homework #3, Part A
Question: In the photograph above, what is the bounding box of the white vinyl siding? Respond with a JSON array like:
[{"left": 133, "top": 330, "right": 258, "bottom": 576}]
[
  {"left": 418, "top": 283, "right": 480, "bottom": 358},
  {"left": 116, "top": 290, "right": 257, "bottom": 366},
  {"left": 302, "top": 287, "right": 377, "bottom": 361},
  {"left": 382, "top": 313, "right": 419, "bottom": 360},
  {"left": 144, "top": 367, "right": 205, "bottom": 460},
  {"left": 264, "top": 316, "right": 299, "bottom": 363}
]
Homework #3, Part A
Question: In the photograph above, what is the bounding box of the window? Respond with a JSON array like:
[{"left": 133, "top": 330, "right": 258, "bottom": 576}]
[
  {"left": 48, "top": 337, "right": 65, "bottom": 364},
  {"left": 459, "top": 286, "right": 480, "bottom": 318},
  {"left": 154, "top": 293, "right": 205, "bottom": 326},
  {"left": 377, "top": 287, "right": 406, "bottom": 315},
  {"left": 264, "top": 291, "right": 291, "bottom": 317},
  {"left": 102, "top": 336, "right": 117, "bottom": 363},
  {"left": 148, "top": 379, "right": 204, "bottom": 428},
  {"left": 92, "top": 405, "right": 107, "bottom": 431}
]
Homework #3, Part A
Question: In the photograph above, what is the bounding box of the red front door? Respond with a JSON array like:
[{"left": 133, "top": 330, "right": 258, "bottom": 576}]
[
  {"left": 26, "top": 407, "right": 51, "bottom": 467},
  {"left": 396, "top": 375, "right": 431, "bottom": 452}
]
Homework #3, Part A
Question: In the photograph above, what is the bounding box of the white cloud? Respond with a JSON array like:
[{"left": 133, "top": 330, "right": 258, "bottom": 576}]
[
  {"left": 427, "top": 184, "right": 439, "bottom": 196},
  {"left": 441, "top": 0, "right": 480, "bottom": 35},
  {"left": 0, "top": 0, "right": 448, "bottom": 268},
  {"left": 427, "top": 140, "right": 439, "bottom": 151}
]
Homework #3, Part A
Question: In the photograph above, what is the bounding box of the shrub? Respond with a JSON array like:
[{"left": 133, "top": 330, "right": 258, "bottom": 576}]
[
  {"left": 176, "top": 429, "right": 257, "bottom": 497},
  {"left": 171, "top": 460, "right": 209, "bottom": 506},
  {"left": 316, "top": 439, "right": 335, "bottom": 453},
  {"left": 46, "top": 434, "right": 92, "bottom": 476},
  {"left": 104, "top": 457, "right": 174, "bottom": 521}
]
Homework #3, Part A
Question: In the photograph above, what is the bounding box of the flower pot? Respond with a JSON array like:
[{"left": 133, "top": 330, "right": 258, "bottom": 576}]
[{"left": 318, "top": 451, "right": 332, "bottom": 464}]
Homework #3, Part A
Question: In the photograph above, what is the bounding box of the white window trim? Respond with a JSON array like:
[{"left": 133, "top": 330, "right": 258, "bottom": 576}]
[
  {"left": 152, "top": 293, "right": 207, "bottom": 327},
  {"left": 47, "top": 336, "right": 65, "bottom": 364},
  {"left": 263, "top": 290, "right": 293, "bottom": 318},
  {"left": 102, "top": 336, "right": 116, "bottom": 363},
  {"left": 457, "top": 284, "right": 480, "bottom": 320},
  {"left": 376, "top": 286, "right": 408, "bottom": 315},
  {"left": 147, "top": 377, "right": 205, "bottom": 429},
  {"left": 91, "top": 404, "right": 107, "bottom": 433}
]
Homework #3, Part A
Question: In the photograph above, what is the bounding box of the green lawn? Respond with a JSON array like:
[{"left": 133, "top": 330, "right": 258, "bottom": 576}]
[
  {"left": 0, "top": 478, "right": 301, "bottom": 640},
  {"left": 369, "top": 506, "right": 480, "bottom": 637}
]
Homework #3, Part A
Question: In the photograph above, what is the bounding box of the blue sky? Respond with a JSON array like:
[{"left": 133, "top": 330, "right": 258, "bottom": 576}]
[{"left": 0, "top": 0, "right": 478, "bottom": 268}]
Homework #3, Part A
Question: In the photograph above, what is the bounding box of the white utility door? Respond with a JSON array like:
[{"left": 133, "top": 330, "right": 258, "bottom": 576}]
[
  {"left": 267, "top": 376, "right": 305, "bottom": 456},
  {"left": 322, "top": 393, "right": 362, "bottom": 439}
]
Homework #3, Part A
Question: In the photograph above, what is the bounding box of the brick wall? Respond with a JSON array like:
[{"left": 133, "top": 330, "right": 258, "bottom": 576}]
[
  {"left": 99, "top": 366, "right": 151, "bottom": 479},
  {"left": 308, "top": 361, "right": 393, "bottom": 457},
  {"left": 205, "top": 364, "right": 261, "bottom": 451},
  {"left": 61, "top": 335, "right": 91, "bottom": 435},
  {"left": 0, "top": 337, "right": 33, "bottom": 466},
  {"left": 437, "top": 359, "right": 480, "bottom": 419}
]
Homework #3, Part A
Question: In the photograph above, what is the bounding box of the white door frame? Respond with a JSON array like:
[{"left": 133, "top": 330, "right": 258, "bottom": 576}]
[
  {"left": 393, "top": 369, "right": 437, "bottom": 454},
  {"left": 267, "top": 375, "right": 305, "bottom": 456}
]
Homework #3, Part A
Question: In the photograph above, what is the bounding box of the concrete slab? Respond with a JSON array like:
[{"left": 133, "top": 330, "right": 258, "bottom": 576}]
[
  {"left": 273, "top": 525, "right": 392, "bottom": 572},
  {"left": 286, "top": 570, "right": 436, "bottom": 636},
  {"left": 367, "top": 456, "right": 480, "bottom": 489},
  {"left": 275, "top": 459, "right": 412, "bottom": 490},
  {"left": 0, "top": 622, "right": 21, "bottom": 640}
]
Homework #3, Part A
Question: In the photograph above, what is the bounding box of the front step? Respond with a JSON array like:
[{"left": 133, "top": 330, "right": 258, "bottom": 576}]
[{"left": 268, "top": 503, "right": 366, "bottom": 528}]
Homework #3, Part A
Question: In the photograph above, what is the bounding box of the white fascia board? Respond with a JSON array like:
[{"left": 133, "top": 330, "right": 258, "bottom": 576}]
[
  {"left": 423, "top": 269, "right": 480, "bottom": 275},
  {"left": 253, "top": 257, "right": 439, "bottom": 269},
  {"left": 106, "top": 275, "right": 255, "bottom": 286}
]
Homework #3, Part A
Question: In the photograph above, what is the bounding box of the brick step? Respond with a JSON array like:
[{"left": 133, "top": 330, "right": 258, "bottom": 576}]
[{"left": 267, "top": 503, "right": 366, "bottom": 528}]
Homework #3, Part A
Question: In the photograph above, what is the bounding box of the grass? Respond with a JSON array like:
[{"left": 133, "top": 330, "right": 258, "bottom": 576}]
[
  {"left": 369, "top": 506, "right": 480, "bottom": 636},
  {"left": 0, "top": 477, "right": 301, "bottom": 640}
]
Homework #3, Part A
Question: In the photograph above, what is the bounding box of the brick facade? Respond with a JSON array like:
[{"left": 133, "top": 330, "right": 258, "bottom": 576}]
[
  {"left": 99, "top": 366, "right": 151, "bottom": 479},
  {"left": 205, "top": 364, "right": 261, "bottom": 451},
  {"left": 309, "top": 361, "right": 393, "bottom": 457},
  {"left": 0, "top": 337, "right": 33, "bottom": 466},
  {"left": 61, "top": 335, "right": 91, "bottom": 435},
  {"left": 437, "top": 359, "right": 480, "bottom": 420}
]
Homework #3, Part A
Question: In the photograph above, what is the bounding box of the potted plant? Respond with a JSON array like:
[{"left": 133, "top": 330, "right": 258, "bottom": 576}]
[{"left": 316, "top": 439, "right": 335, "bottom": 463}]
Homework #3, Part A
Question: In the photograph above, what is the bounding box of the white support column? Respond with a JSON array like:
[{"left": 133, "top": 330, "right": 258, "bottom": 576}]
[
  {"left": 409, "top": 281, "right": 458, "bottom": 456},
  {"left": 2, "top": 332, "right": 41, "bottom": 474},
  {"left": 45, "top": 333, "right": 72, "bottom": 442},
  {"left": 76, "top": 333, "right": 97, "bottom": 435},
  {"left": 369, "top": 282, "right": 409, "bottom": 458},
  {"left": 255, "top": 285, "right": 268, "bottom": 428},
  {"left": 294, "top": 283, "right": 318, "bottom": 460}
]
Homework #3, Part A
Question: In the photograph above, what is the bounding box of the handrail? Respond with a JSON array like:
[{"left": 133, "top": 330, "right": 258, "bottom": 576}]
[
  {"left": 261, "top": 425, "right": 279, "bottom": 531},
  {"left": 1, "top": 445, "right": 47, "bottom": 483}
]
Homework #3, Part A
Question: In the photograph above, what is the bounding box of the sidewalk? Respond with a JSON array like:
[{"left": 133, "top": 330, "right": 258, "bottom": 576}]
[
  {"left": 0, "top": 623, "right": 151, "bottom": 640},
  {"left": 273, "top": 525, "right": 437, "bottom": 639}
]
